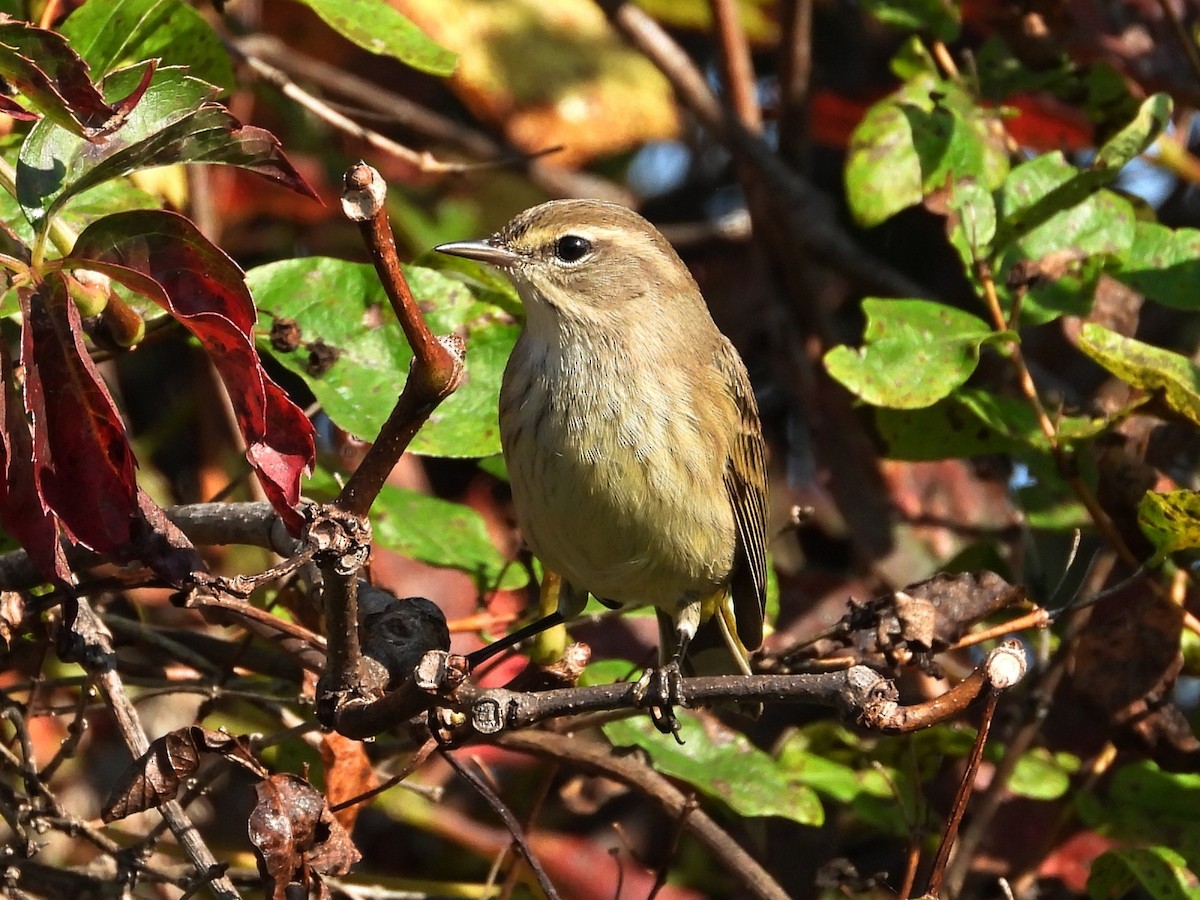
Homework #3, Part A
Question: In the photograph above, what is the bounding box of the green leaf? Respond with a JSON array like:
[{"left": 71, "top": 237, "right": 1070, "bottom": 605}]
[
  {"left": 1014, "top": 257, "right": 1107, "bottom": 325},
  {"left": 1088, "top": 847, "right": 1199, "bottom": 900},
  {"left": 1077, "top": 762, "right": 1200, "bottom": 875},
  {"left": 889, "top": 36, "right": 938, "bottom": 80},
  {"left": 0, "top": 16, "right": 154, "bottom": 140},
  {"left": 1008, "top": 748, "right": 1077, "bottom": 800},
  {"left": 993, "top": 154, "right": 1136, "bottom": 323},
  {"left": 305, "top": 468, "right": 526, "bottom": 591},
  {"left": 860, "top": 0, "right": 960, "bottom": 41},
  {"left": 946, "top": 178, "right": 997, "bottom": 264},
  {"left": 994, "top": 152, "right": 1116, "bottom": 253},
  {"left": 1138, "top": 491, "right": 1200, "bottom": 560},
  {"left": 962, "top": 389, "right": 1109, "bottom": 446},
  {"left": 249, "top": 257, "right": 519, "bottom": 457},
  {"left": 994, "top": 151, "right": 1135, "bottom": 264},
  {"left": 875, "top": 397, "right": 1020, "bottom": 460},
  {"left": 825, "top": 299, "right": 1001, "bottom": 409},
  {"left": 17, "top": 65, "right": 211, "bottom": 227},
  {"left": 58, "top": 177, "right": 161, "bottom": 236},
  {"left": 844, "top": 84, "right": 924, "bottom": 227},
  {"left": 872, "top": 384, "right": 1106, "bottom": 460},
  {"left": 774, "top": 723, "right": 913, "bottom": 835},
  {"left": 292, "top": 0, "right": 456, "bottom": 75},
  {"left": 602, "top": 714, "right": 824, "bottom": 826},
  {"left": 1077, "top": 323, "right": 1200, "bottom": 427},
  {"left": 17, "top": 66, "right": 313, "bottom": 228},
  {"left": 845, "top": 76, "right": 1006, "bottom": 228},
  {"left": 1093, "top": 93, "right": 1172, "bottom": 172},
  {"left": 60, "top": 0, "right": 234, "bottom": 91},
  {"left": 1109, "top": 222, "right": 1200, "bottom": 310}
]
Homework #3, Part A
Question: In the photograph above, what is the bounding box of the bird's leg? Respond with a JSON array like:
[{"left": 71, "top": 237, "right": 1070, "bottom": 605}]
[{"left": 633, "top": 604, "right": 701, "bottom": 740}]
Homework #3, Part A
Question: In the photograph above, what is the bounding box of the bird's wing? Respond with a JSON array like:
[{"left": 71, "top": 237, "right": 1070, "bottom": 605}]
[{"left": 717, "top": 337, "right": 768, "bottom": 651}]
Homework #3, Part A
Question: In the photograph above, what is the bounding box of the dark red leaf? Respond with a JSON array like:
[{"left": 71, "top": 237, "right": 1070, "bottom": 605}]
[
  {"left": 0, "top": 17, "right": 150, "bottom": 139},
  {"left": 0, "top": 93, "right": 38, "bottom": 121},
  {"left": 69, "top": 211, "right": 315, "bottom": 530},
  {"left": 19, "top": 276, "right": 138, "bottom": 554},
  {"left": 0, "top": 339, "right": 67, "bottom": 582}
]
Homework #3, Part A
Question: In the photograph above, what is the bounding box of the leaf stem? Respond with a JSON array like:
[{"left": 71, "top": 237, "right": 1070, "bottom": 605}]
[{"left": 975, "top": 261, "right": 1138, "bottom": 567}]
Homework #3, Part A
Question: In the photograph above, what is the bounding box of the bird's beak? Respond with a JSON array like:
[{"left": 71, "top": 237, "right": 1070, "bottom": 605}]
[{"left": 434, "top": 238, "right": 521, "bottom": 269}]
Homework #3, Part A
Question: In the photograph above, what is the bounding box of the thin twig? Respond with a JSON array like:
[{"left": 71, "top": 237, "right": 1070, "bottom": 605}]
[
  {"left": 941, "top": 552, "right": 1116, "bottom": 894},
  {"left": 231, "top": 42, "right": 478, "bottom": 177},
  {"left": 440, "top": 748, "right": 562, "bottom": 900},
  {"left": 234, "top": 35, "right": 635, "bottom": 206},
  {"left": 330, "top": 736, "right": 438, "bottom": 812},
  {"left": 709, "top": 0, "right": 761, "bottom": 130},
  {"left": 496, "top": 729, "right": 790, "bottom": 900},
  {"left": 925, "top": 688, "right": 999, "bottom": 898}
]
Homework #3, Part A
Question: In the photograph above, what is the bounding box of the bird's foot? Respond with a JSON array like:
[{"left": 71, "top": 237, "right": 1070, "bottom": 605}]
[{"left": 633, "top": 662, "right": 686, "bottom": 743}]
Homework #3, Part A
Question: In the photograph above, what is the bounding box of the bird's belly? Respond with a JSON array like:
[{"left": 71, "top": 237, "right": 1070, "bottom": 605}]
[{"left": 501, "top": 355, "right": 735, "bottom": 609}]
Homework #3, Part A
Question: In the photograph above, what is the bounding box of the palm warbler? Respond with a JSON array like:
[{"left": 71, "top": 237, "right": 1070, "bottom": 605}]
[{"left": 437, "top": 200, "right": 768, "bottom": 707}]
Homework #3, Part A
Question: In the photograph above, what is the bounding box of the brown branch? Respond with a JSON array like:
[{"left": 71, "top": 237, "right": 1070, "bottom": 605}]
[
  {"left": 313, "top": 164, "right": 465, "bottom": 726},
  {"left": 598, "top": 0, "right": 931, "bottom": 302},
  {"left": 495, "top": 729, "right": 790, "bottom": 900},
  {"left": 335, "top": 163, "right": 465, "bottom": 518},
  {"left": 776, "top": 0, "right": 813, "bottom": 165},
  {"left": 0, "top": 501, "right": 298, "bottom": 592},
  {"left": 709, "top": 0, "right": 760, "bottom": 131},
  {"left": 176, "top": 591, "right": 327, "bottom": 674},
  {"left": 334, "top": 640, "right": 1028, "bottom": 742},
  {"left": 229, "top": 40, "right": 474, "bottom": 177},
  {"left": 233, "top": 35, "right": 636, "bottom": 206}
]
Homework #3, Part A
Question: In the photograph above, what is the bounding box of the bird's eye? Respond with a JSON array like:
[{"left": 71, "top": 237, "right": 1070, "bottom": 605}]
[{"left": 554, "top": 235, "right": 592, "bottom": 263}]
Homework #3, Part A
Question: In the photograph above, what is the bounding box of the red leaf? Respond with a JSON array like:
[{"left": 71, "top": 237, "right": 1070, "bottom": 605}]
[
  {"left": 69, "top": 210, "right": 314, "bottom": 530},
  {"left": 19, "top": 276, "right": 138, "bottom": 554},
  {"left": 0, "top": 340, "right": 67, "bottom": 582},
  {"left": 0, "top": 17, "right": 151, "bottom": 139}
]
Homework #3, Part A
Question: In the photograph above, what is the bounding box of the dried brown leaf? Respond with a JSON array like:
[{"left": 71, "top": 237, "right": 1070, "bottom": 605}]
[{"left": 102, "top": 726, "right": 265, "bottom": 821}]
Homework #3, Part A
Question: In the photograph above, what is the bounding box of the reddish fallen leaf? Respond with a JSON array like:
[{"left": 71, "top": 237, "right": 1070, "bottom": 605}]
[
  {"left": 1038, "top": 829, "right": 1116, "bottom": 893},
  {"left": 249, "top": 773, "right": 360, "bottom": 899},
  {"left": 319, "top": 732, "right": 376, "bottom": 833},
  {"left": 103, "top": 726, "right": 266, "bottom": 822},
  {"left": 68, "top": 210, "right": 315, "bottom": 531}
]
